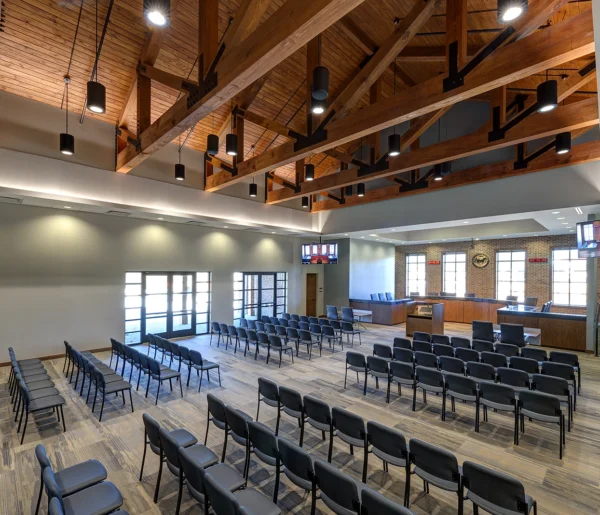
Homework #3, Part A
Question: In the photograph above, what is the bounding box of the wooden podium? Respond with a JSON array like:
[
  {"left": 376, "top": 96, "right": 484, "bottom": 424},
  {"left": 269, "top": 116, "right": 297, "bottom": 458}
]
[{"left": 406, "top": 302, "right": 444, "bottom": 336}]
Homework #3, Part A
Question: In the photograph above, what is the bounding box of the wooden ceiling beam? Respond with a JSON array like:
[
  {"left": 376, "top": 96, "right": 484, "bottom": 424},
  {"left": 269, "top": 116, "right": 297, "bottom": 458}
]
[
  {"left": 221, "top": 0, "right": 272, "bottom": 53},
  {"left": 219, "top": 9, "right": 593, "bottom": 192},
  {"left": 267, "top": 97, "right": 598, "bottom": 203},
  {"left": 311, "top": 139, "right": 600, "bottom": 212},
  {"left": 397, "top": 45, "right": 481, "bottom": 62},
  {"left": 324, "top": 0, "right": 441, "bottom": 123},
  {"left": 138, "top": 64, "right": 198, "bottom": 93},
  {"left": 199, "top": 0, "right": 219, "bottom": 80},
  {"left": 116, "top": 0, "right": 365, "bottom": 173},
  {"left": 242, "top": 109, "right": 303, "bottom": 139},
  {"left": 337, "top": 14, "right": 378, "bottom": 55}
]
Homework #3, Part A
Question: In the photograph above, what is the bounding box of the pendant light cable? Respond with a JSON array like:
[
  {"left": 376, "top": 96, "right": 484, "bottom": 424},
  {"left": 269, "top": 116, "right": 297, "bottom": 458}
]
[
  {"left": 393, "top": 58, "right": 397, "bottom": 135},
  {"left": 65, "top": 78, "right": 69, "bottom": 133},
  {"left": 61, "top": 0, "right": 85, "bottom": 109}
]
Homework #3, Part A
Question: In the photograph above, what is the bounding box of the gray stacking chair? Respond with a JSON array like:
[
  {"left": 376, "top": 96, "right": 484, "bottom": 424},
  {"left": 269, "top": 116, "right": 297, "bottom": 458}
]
[
  {"left": 256, "top": 377, "right": 281, "bottom": 432},
  {"left": 500, "top": 323, "right": 527, "bottom": 347},
  {"left": 278, "top": 385, "right": 307, "bottom": 446},
  {"left": 455, "top": 348, "right": 479, "bottom": 363},
  {"left": 431, "top": 334, "right": 450, "bottom": 345},
  {"left": 406, "top": 439, "right": 462, "bottom": 513},
  {"left": 472, "top": 320, "right": 495, "bottom": 342},
  {"left": 322, "top": 324, "right": 344, "bottom": 352},
  {"left": 444, "top": 375, "right": 479, "bottom": 430},
  {"left": 210, "top": 322, "right": 222, "bottom": 346},
  {"left": 367, "top": 356, "right": 391, "bottom": 395},
  {"left": 373, "top": 343, "right": 393, "bottom": 361},
  {"left": 285, "top": 327, "right": 299, "bottom": 353},
  {"left": 433, "top": 344, "right": 454, "bottom": 358},
  {"left": 361, "top": 488, "right": 416, "bottom": 515},
  {"left": 298, "top": 329, "right": 321, "bottom": 359},
  {"left": 549, "top": 351, "right": 581, "bottom": 393},
  {"left": 414, "top": 351, "right": 437, "bottom": 370},
  {"left": 478, "top": 382, "right": 518, "bottom": 441},
  {"left": 466, "top": 361, "right": 495, "bottom": 385},
  {"left": 189, "top": 350, "right": 221, "bottom": 391},
  {"left": 224, "top": 406, "right": 253, "bottom": 477},
  {"left": 145, "top": 357, "right": 183, "bottom": 405},
  {"left": 255, "top": 331, "right": 270, "bottom": 360},
  {"left": 236, "top": 327, "right": 249, "bottom": 354},
  {"left": 521, "top": 347, "right": 548, "bottom": 365},
  {"left": 157, "top": 426, "right": 219, "bottom": 509},
  {"left": 439, "top": 356, "right": 465, "bottom": 376},
  {"left": 274, "top": 325, "right": 287, "bottom": 341},
  {"left": 330, "top": 407, "right": 369, "bottom": 482},
  {"left": 472, "top": 339, "right": 494, "bottom": 353},
  {"left": 412, "top": 331, "right": 430, "bottom": 343},
  {"left": 341, "top": 321, "right": 362, "bottom": 346},
  {"left": 204, "top": 470, "right": 281, "bottom": 515},
  {"left": 255, "top": 321, "right": 266, "bottom": 333},
  {"left": 35, "top": 444, "right": 107, "bottom": 515},
  {"left": 204, "top": 393, "right": 229, "bottom": 461},
  {"left": 304, "top": 395, "right": 332, "bottom": 442},
  {"left": 288, "top": 320, "right": 299, "bottom": 329},
  {"left": 298, "top": 321, "right": 310, "bottom": 331},
  {"left": 319, "top": 318, "right": 331, "bottom": 327},
  {"left": 531, "top": 373, "right": 572, "bottom": 431},
  {"left": 48, "top": 498, "right": 128, "bottom": 515},
  {"left": 345, "top": 351, "right": 368, "bottom": 394},
  {"left": 496, "top": 343, "right": 520, "bottom": 358},
  {"left": 413, "top": 367, "right": 446, "bottom": 419},
  {"left": 366, "top": 421, "right": 409, "bottom": 501},
  {"left": 517, "top": 390, "right": 565, "bottom": 459},
  {"left": 308, "top": 316, "right": 319, "bottom": 325},
  {"left": 246, "top": 421, "right": 280, "bottom": 500},
  {"left": 542, "top": 361, "right": 577, "bottom": 411},
  {"left": 17, "top": 381, "right": 66, "bottom": 444},
  {"left": 277, "top": 437, "right": 315, "bottom": 501},
  {"left": 290, "top": 314, "right": 300, "bottom": 321},
  {"left": 497, "top": 367, "right": 530, "bottom": 392},
  {"left": 389, "top": 361, "right": 416, "bottom": 402},
  {"left": 392, "top": 347, "right": 414, "bottom": 364},
  {"left": 451, "top": 336, "right": 471, "bottom": 350},
  {"left": 178, "top": 442, "right": 246, "bottom": 515},
  {"left": 510, "top": 356, "right": 539, "bottom": 378},
  {"left": 219, "top": 324, "right": 230, "bottom": 349},
  {"left": 462, "top": 461, "right": 537, "bottom": 515},
  {"left": 412, "top": 340, "right": 433, "bottom": 354},
  {"left": 267, "top": 335, "right": 295, "bottom": 367},
  {"left": 299, "top": 315, "right": 309, "bottom": 323},
  {"left": 239, "top": 318, "right": 248, "bottom": 328},
  {"left": 393, "top": 337, "right": 412, "bottom": 350},
  {"left": 313, "top": 459, "right": 362, "bottom": 515},
  {"left": 228, "top": 324, "right": 240, "bottom": 351},
  {"left": 247, "top": 319, "right": 257, "bottom": 330},
  {"left": 43, "top": 468, "right": 123, "bottom": 515},
  {"left": 480, "top": 351, "right": 507, "bottom": 371}
]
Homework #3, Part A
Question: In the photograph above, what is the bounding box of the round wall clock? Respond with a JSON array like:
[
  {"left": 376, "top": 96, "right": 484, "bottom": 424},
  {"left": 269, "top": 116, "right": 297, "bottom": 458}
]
[{"left": 472, "top": 253, "right": 490, "bottom": 268}]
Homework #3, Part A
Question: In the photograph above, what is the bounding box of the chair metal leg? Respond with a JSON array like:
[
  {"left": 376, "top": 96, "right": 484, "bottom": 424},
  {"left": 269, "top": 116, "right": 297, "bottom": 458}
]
[
  {"left": 404, "top": 465, "right": 411, "bottom": 507},
  {"left": 154, "top": 452, "right": 164, "bottom": 503},
  {"left": 99, "top": 395, "right": 105, "bottom": 422},
  {"left": 179, "top": 376, "right": 183, "bottom": 397},
  {"left": 176, "top": 469, "right": 184, "bottom": 515},
  {"left": 155, "top": 381, "right": 161, "bottom": 405},
  {"left": 221, "top": 431, "right": 228, "bottom": 463},
  {"left": 362, "top": 443, "right": 368, "bottom": 483},
  {"left": 35, "top": 473, "right": 43, "bottom": 515},
  {"left": 218, "top": 367, "right": 222, "bottom": 387},
  {"left": 146, "top": 375, "right": 151, "bottom": 398},
  {"left": 20, "top": 410, "right": 29, "bottom": 445},
  {"left": 299, "top": 416, "right": 305, "bottom": 447},
  {"left": 139, "top": 436, "right": 148, "bottom": 480},
  {"left": 198, "top": 370, "right": 204, "bottom": 392}
]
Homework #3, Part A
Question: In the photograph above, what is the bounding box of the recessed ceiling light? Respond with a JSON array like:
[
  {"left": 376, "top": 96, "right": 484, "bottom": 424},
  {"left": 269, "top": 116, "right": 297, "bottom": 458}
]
[
  {"left": 64, "top": 206, "right": 71, "bottom": 209},
  {"left": 271, "top": 232, "right": 276, "bottom": 234},
  {"left": 344, "top": 233, "right": 348, "bottom": 236},
  {"left": 475, "top": 238, "right": 479, "bottom": 241},
  {"left": 376, "top": 239, "right": 379, "bottom": 241},
  {"left": 224, "top": 226, "right": 228, "bottom": 228},
  {"left": 369, "top": 234, "right": 377, "bottom": 237},
  {"left": 158, "top": 217, "right": 163, "bottom": 220},
  {"left": 552, "top": 211, "right": 560, "bottom": 214},
  {"left": 575, "top": 207, "right": 583, "bottom": 215},
  {"left": 503, "top": 234, "right": 507, "bottom": 237},
  {"left": 462, "top": 221, "right": 470, "bottom": 224},
  {"left": 442, "top": 239, "right": 446, "bottom": 242},
  {"left": 569, "top": 229, "right": 575, "bottom": 232},
  {"left": 534, "top": 234, "right": 539, "bottom": 237},
  {"left": 561, "top": 222, "right": 568, "bottom": 225},
  {"left": 566, "top": 226, "right": 572, "bottom": 229},
  {"left": 557, "top": 217, "right": 565, "bottom": 220},
  {"left": 428, "top": 241, "right": 432, "bottom": 244},
  {"left": 361, "top": 236, "right": 365, "bottom": 239}
]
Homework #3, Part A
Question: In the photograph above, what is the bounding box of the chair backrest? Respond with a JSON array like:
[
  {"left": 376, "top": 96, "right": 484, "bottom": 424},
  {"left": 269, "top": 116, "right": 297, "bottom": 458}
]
[
  {"left": 286, "top": 327, "right": 299, "bottom": 339},
  {"left": 262, "top": 315, "right": 271, "bottom": 323},
  {"left": 237, "top": 327, "right": 248, "bottom": 339},
  {"left": 143, "top": 413, "right": 162, "bottom": 449},
  {"left": 281, "top": 313, "right": 291, "bottom": 320},
  {"left": 479, "top": 382, "right": 516, "bottom": 407},
  {"left": 412, "top": 331, "right": 430, "bottom": 343},
  {"left": 48, "top": 498, "right": 66, "bottom": 515},
  {"left": 346, "top": 351, "right": 366, "bottom": 368},
  {"left": 159, "top": 426, "right": 184, "bottom": 468},
  {"left": 246, "top": 329, "right": 258, "bottom": 342},
  {"left": 450, "top": 336, "right": 470, "bottom": 349},
  {"left": 269, "top": 317, "right": 279, "bottom": 325},
  {"left": 43, "top": 468, "right": 64, "bottom": 504},
  {"left": 370, "top": 294, "right": 378, "bottom": 300},
  {"left": 361, "top": 488, "right": 413, "bottom": 515},
  {"left": 521, "top": 347, "right": 547, "bottom": 362},
  {"left": 309, "top": 323, "right": 321, "bottom": 335},
  {"left": 247, "top": 320, "right": 256, "bottom": 330},
  {"left": 510, "top": 356, "right": 539, "bottom": 375},
  {"left": 541, "top": 362, "right": 575, "bottom": 381},
  {"left": 304, "top": 395, "right": 331, "bottom": 426},
  {"left": 278, "top": 437, "right": 314, "bottom": 485},
  {"left": 225, "top": 405, "right": 250, "bottom": 442},
  {"left": 466, "top": 361, "right": 495, "bottom": 381},
  {"left": 341, "top": 307, "right": 354, "bottom": 323},
  {"left": 409, "top": 291, "right": 420, "bottom": 296},
  {"left": 291, "top": 314, "right": 300, "bottom": 321},
  {"left": 439, "top": 356, "right": 464, "bottom": 375},
  {"left": 412, "top": 340, "right": 432, "bottom": 354},
  {"left": 332, "top": 407, "right": 365, "bottom": 441},
  {"left": 268, "top": 335, "right": 283, "bottom": 349},
  {"left": 433, "top": 344, "right": 453, "bottom": 358},
  {"left": 497, "top": 367, "right": 529, "bottom": 388},
  {"left": 35, "top": 444, "right": 53, "bottom": 474},
  {"left": 472, "top": 339, "right": 494, "bottom": 353},
  {"left": 255, "top": 321, "right": 265, "bottom": 332},
  {"left": 308, "top": 316, "right": 319, "bottom": 325},
  {"left": 228, "top": 324, "right": 238, "bottom": 336},
  {"left": 248, "top": 421, "right": 278, "bottom": 464},
  {"left": 500, "top": 323, "right": 526, "bottom": 347},
  {"left": 288, "top": 320, "right": 299, "bottom": 329},
  {"left": 179, "top": 446, "right": 210, "bottom": 501},
  {"left": 506, "top": 295, "right": 518, "bottom": 302},
  {"left": 390, "top": 361, "right": 414, "bottom": 381},
  {"left": 393, "top": 337, "right": 412, "bottom": 350},
  {"left": 275, "top": 325, "right": 287, "bottom": 337},
  {"left": 190, "top": 349, "right": 206, "bottom": 367},
  {"left": 496, "top": 343, "right": 520, "bottom": 358},
  {"left": 239, "top": 318, "right": 248, "bottom": 328},
  {"left": 211, "top": 321, "right": 221, "bottom": 332},
  {"left": 298, "top": 329, "right": 312, "bottom": 342},
  {"left": 524, "top": 297, "right": 538, "bottom": 307},
  {"left": 462, "top": 461, "right": 529, "bottom": 515},
  {"left": 385, "top": 292, "right": 393, "bottom": 300},
  {"left": 204, "top": 472, "right": 242, "bottom": 515},
  {"left": 373, "top": 344, "right": 392, "bottom": 359},
  {"left": 257, "top": 332, "right": 270, "bottom": 344},
  {"left": 207, "top": 393, "right": 227, "bottom": 426},
  {"left": 464, "top": 292, "right": 476, "bottom": 298},
  {"left": 531, "top": 373, "right": 569, "bottom": 398},
  {"left": 258, "top": 377, "right": 279, "bottom": 403},
  {"left": 456, "top": 348, "right": 479, "bottom": 363},
  {"left": 314, "top": 460, "right": 361, "bottom": 514},
  {"left": 279, "top": 385, "right": 303, "bottom": 413},
  {"left": 367, "top": 356, "right": 389, "bottom": 375},
  {"left": 378, "top": 293, "right": 386, "bottom": 301},
  {"left": 319, "top": 318, "right": 331, "bottom": 327},
  {"left": 220, "top": 323, "right": 229, "bottom": 334},
  {"left": 549, "top": 351, "right": 579, "bottom": 367},
  {"left": 518, "top": 390, "right": 560, "bottom": 416},
  {"left": 326, "top": 305, "right": 339, "bottom": 320},
  {"left": 278, "top": 318, "right": 289, "bottom": 327},
  {"left": 299, "top": 315, "right": 309, "bottom": 323},
  {"left": 431, "top": 334, "right": 450, "bottom": 345},
  {"left": 147, "top": 358, "right": 161, "bottom": 376},
  {"left": 409, "top": 439, "right": 459, "bottom": 485},
  {"left": 472, "top": 320, "right": 494, "bottom": 342},
  {"left": 366, "top": 421, "right": 407, "bottom": 463},
  {"left": 415, "top": 366, "right": 444, "bottom": 387},
  {"left": 330, "top": 320, "right": 341, "bottom": 330},
  {"left": 321, "top": 325, "right": 335, "bottom": 337},
  {"left": 480, "top": 351, "right": 507, "bottom": 369},
  {"left": 299, "top": 321, "right": 310, "bottom": 331},
  {"left": 445, "top": 374, "right": 477, "bottom": 397},
  {"left": 414, "top": 352, "right": 437, "bottom": 369},
  {"left": 392, "top": 347, "right": 414, "bottom": 364}
]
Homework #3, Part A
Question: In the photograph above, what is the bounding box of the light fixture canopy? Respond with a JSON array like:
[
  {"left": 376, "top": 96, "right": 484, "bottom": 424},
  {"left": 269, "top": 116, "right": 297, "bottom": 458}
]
[
  {"left": 60, "top": 133, "right": 75, "bottom": 155},
  {"left": 311, "top": 97, "right": 326, "bottom": 115},
  {"left": 497, "top": 0, "right": 527, "bottom": 22},
  {"left": 388, "top": 133, "right": 401, "bottom": 157},
  {"left": 302, "top": 196, "right": 309, "bottom": 208},
  {"left": 357, "top": 183, "right": 365, "bottom": 197},
  {"left": 536, "top": 79, "right": 558, "bottom": 113},
  {"left": 87, "top": 80, "right": 106, "bottom": 114},
  {"left": 555, "top": 132, "right": 571, "bottom": 155},
  {"left": 305, "top": 164, "right": 315, "bottom": 181},
  {"left": 144, "top": 0, "right": 170, "bottom": 26},
  {"left": 206, "top": 134, "right": 219, "bottom": 155},
  {"left": 312, "top": 66, "right": 329, "bottom": 100},
  {"left": 249, "top": 182, "right": 258, "bottom": 197},
  {"left": 226, "top": 133, "right": 238, "bottom": 156},
  {"left": 175, "top": 163, "right": 185, "bottom": 181}
]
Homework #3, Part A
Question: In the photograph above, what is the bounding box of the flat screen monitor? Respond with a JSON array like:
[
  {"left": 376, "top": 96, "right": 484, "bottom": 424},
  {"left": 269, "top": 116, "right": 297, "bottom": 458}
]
[
  {"left": 576, "top": 220, "right": 600, "bottom": 257},
  {"left": 302, "top": 242, "right": 338, "bottom": 264}
]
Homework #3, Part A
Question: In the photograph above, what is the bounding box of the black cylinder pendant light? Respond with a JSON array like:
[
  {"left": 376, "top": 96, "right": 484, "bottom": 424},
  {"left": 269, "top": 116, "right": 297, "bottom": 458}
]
[
  {"left": 433, "top": 164, "right": 443, "bottom": 181},
  {"left": 302, "top": 196, "right": 310, "bottom": 208},
  {"left": 555, "top": 132, "right": 571, "bottom": 155},
  {"left": 497, "top": 0, "right": 527, "bottom": 22},
  {"left": 345, "top": 185, "right": 353, "bottom": 196},
  {"left": 357, "top": 183, "right": 365, "bottom": 197},
  {"left": 175, "top": 163, "right": 185, "bottom": 181},
  {"left": 87, "top": 0, "right": 106, "bottom": 114},
  {"left": 388, "top": 133, "right": 401, "bottom": 157},
  {"left": 207, "top": 134, "right": 219, "bottom": 155},
  {"left": 249, "top": 181, "right": 258, "bottom": 197},
  {"left": 537, "top": 78, "right": 558, "bottom": 113},
  {"left": 144, "top": 0, "right": 170, "bottom": 27},
  {"left": 60, "top": 76, "right": 74, "bottom": 155},
  {"left": 311, "top": 97, "right": 326, "bottom": 115},
  {"left": 305, "top": 164, "right": 315, "bottom": 181},
  {"left": 226, "top": 133, "right": 238, "bottom": 156},
  {"left": 312, "top": 66, "right": 330, "bottom": 100}
]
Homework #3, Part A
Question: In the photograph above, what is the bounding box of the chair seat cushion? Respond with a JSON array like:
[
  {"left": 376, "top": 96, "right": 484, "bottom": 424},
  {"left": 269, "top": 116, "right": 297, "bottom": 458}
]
[
  {"left": 62, "top": 481, "right": 123, "bottom": 515},
  {"left": 29, "top": 388, "right": 60, "bottom": 400},
  {"left": 467, "top": 490, "right": 534, "bottom": 515},
  {"left": 103, "top": 381, "right": 132, "bottom": 394},
  {"left": 187, "top": 463, "right": 245, "bottom": 502},
  {"left": 23, "top": 380, "right": 56, "bottom": 391},
  {"left": 414, "top": 465, "right": 460, "bottom": 492},
  {"left": 18, "top": 358, "right": 42, "bottom": 365},
  {"left": 155, "top": 369, "right": 180, "bottom": 380},
  {"left": 236, "top": 489, "right": 281, "bottom": 515},
  {"left": 149, "top": 428, "right": 197, "bottom": 455},
  {"left": 29, "top": 395, "right": 65, "bottom": 411},
  {"left": 17, "top": 362, "right": 45, "bottom": 371},
  {"left": 24, "top": 373, "right": 51, "bottom": 383},
  {"left": 56, "top": 460, "right": 108, "bottom": 496},
  {"left": 21, "top": 368, "right": 48, "bottom": 377},
  {"left": 182, "top": 444, "right": 219, "bottom": 469}
]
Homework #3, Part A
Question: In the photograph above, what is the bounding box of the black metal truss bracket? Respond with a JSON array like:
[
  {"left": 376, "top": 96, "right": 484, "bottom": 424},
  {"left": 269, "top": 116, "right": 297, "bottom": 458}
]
[
  {"left": 397, "top": 169, "right": 432, "bottom": 192},
  {"left": 513, "top": 140, "right": 556, "bottom": 170},
  {"left": 205, "top": 153, "right": 237, "bottom": 176},
  {"left": 186, "top": 44, "right": 225, "bottom": 110},
  {"left": 579, "top": 60, "right": 596, "bottom": 77},
  {"left": 293, "top": 127, "right": 328, "bottom": 153},
  {"left": 266, "top": 172, "right": 299, "bottom": 193},
  {"left": 357, "top": 154, "right": 390, "bottom": 177},
  {"left": 488, "top": 101, "right": 538, "bottom": 142},
  {"left": 443, "top": 26, "right": 515, "bottom": 92},
  {"left": 116, "top": 127, "right": 140, "bottom": 150},
  {"left": 326, "top": 192, "right": 345, "bottom": 204}
]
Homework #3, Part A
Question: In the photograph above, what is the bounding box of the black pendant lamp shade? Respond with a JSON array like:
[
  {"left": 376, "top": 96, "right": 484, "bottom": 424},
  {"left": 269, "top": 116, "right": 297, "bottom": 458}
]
[
  {"left": 555, "top": 132, "right": 571, "bottom": 155},
  {"left": 357, "top": 183, "right": 365, "bottom": 197},
  {"left": 144, "top": 0, "right": 170, "bottom": 26},
  {"left": 226, "top": 133, "right": 238, "bottom": 156},
  {"left": 305, "top": 164, "right": 315, "bottom": 181},
  {"left": 175, "top": 163, "right": 185, "bottom": 181},
  {"left": 311, "top": 97, "right": 326, "bottom": 115},
  {"left": 302, "top": 196, "right": 310, "bottom": 208},
  {"left": 345, "top": 185, "right": 353, "bottom": 196},
  {"left": 60, "top": 75, "right": 74, "bottom": 155},
  {"left": 536, "top": 79, "right": 558, "bottom": 113},
  {"left": 206, "top": 134, "right": 219, "bottom": 155},
  {"left": 388, "top": 133, "right": 401, "bottom": 157},
  {"left": 87, "top": 80, "right": 106, "bottom": 114},
  {"left": 249, "top": 182, "right": 258, "bottom": 197},
  {"left": 312, "top": 66, "right": 330, "bottom": 100},
  {"left": 433, "top": 164, "right": 443, "bottom": 181},
  {"left": 497, "top": 0, "right": 527, "bottom": 22}
]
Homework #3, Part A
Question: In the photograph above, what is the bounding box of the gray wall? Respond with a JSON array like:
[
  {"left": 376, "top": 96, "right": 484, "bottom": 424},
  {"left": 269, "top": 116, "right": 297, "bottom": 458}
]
[
  {"left": 349, "top": 240, "right": 396, "bottom": 299},
  {"left": 0, "top": 203, "right": 322, "bottom": 360},
  {"left": 324, "top": 239, "right": 350, "bottom": 308}
]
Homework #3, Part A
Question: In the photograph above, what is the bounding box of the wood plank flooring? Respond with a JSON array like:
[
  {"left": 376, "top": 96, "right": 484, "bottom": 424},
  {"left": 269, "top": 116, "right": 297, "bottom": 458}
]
[{"left": 2, "top": 322, "right": 600, "bottom": 514}]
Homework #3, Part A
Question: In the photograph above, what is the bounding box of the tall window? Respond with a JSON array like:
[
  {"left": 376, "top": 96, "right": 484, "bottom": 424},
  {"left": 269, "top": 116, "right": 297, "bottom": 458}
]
[
  {"left": 442, "top": 252, "right": 466, "bottom": 296},
  {"left": 496, "top": 250, "right": 526, "bottom": 302},
  {"left": 406, "top": 253, "right": 426, "bottom": 296},
  {"left": 233, "top": 272, "right": 287, "bottom": 325},
  {"left": 124, "top": 271, "right": 212, "bottom": 345},
  {"left": 552, "top": 248, "right": 587, "bottom": 306}
]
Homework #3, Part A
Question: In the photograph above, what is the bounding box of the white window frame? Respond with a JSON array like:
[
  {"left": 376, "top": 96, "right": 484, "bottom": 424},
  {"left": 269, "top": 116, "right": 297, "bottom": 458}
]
[
  {"left": 495, "top": 250, "right": 526, "bottom": 302},
  {"left": 552, "top": 248, "right": 587, "bottom": 307},
  {"left": 442, "top": 252, "right": 467, "bottom": 296},
  {"left": 405, "top": 253, "right": 426, "bottom": 296}
]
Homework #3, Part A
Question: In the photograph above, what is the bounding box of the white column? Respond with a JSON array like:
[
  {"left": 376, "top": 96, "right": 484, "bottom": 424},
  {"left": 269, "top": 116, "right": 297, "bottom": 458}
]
[{"left": 586, "top": 214, "right": 598, "bottom": 352}]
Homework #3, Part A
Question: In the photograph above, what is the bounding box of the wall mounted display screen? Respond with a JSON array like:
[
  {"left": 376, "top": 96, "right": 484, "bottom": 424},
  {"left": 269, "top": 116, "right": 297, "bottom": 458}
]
[
  {"left": 576, "top": 221, "right": 600, "bottom": 257},
  {"left": 302, "top": 242, "right": 338, "bottom": 264}
]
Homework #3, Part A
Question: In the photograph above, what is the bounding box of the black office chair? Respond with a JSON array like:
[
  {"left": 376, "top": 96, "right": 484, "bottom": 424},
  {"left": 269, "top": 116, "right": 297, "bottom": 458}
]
[
  {"left": 313, "top": 459, "right": 362, "bottom": 515},
  {"left": 361, "top": 488, "right": 416, "bottom": 514},
  {"left": 330, "top": 407, "right": 369, "bottom": 482},
  {"left": 378, "top": 293, "right": 386, "bottom": 301},
  {"left": 393, "top": 337, "right": 412, "bottom": 350},
  {"left": 246, "top": 421, "right": 280, "bottom": 500},
  {"left": 464, "top": 293, "right": 476, "bottom": 298},
  {"left": 413, "top": 366, "right": 445, "bottom": 420},
  {"left": 461, "top": 461, "right": 537, "bottom": 515},
  {"left": 524, "top": 297, "right": 538, "bottom": 308},
  {"left": 472, "top": 320, "right": 495, "bottom": 343},
  {"left": 409, "top": 291, "right": 420, "bottom": 296},
  {"left": 500, "top": 323, "right": 526, "bottom": 347},
  {"left": 506, "top": 295, "right": 519, "bottom": 302},
  {"left": 345, "top": 352, "right": 368, "bottom": 395},
  {"left": 517, "top": 390, "right": 565, "bottom": 459},
  {"left": 370, "top": 294, "right": 378, "bottom": 300},
  {"left": 406, "top": 439, "right": 462, "bottom": 513}
]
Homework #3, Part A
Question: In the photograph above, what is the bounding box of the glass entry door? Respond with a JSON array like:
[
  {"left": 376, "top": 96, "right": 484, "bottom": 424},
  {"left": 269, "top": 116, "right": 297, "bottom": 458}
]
[{"left": 234, "top": 272, "right": 287, "bottom": 324}]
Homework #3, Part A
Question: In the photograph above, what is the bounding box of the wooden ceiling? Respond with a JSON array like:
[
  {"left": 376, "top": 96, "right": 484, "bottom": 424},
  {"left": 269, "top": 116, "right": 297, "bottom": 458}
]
[{"left": 0, "top": 0, "right": 597, "bottom": 203}]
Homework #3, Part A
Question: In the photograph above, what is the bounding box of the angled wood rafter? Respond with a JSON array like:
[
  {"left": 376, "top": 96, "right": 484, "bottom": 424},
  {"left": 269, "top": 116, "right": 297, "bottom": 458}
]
[
  {"left": 116, "top": 0, "right": 366, "bottom": 173},
  {"left": 138, "top": 64, "right": 198, "bottom": 93},
  {"left": 337, "top": 14, "right": 378, "bottom": 54},
  {"left": 397, "top": 45, "right": 482, "bottom": 62},
  {"left": 221, "top": 0, "right": 272, "bottom": 53}
]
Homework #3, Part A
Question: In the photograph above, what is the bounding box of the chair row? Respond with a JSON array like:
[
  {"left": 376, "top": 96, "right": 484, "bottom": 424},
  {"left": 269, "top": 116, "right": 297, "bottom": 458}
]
[
  {"left": 34, "top": 444, "right": 128, "bottom": 515},
  {"left": 347, "top": 351, "right": 570, "bottom": 459},
  {"left": 65, "top": 341, "right": 133, "bottom": 421},
  {"left": 250, "top": 377, "right": 538, "bottom": 514},
  {"left": 8, "top": 347, "right": 65, "bottom": 445}
]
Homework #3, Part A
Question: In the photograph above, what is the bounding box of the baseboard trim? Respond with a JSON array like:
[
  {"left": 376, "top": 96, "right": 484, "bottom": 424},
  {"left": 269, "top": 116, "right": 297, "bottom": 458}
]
[{"left": 1, "top": 346, "right": 111, "bottom": 368}]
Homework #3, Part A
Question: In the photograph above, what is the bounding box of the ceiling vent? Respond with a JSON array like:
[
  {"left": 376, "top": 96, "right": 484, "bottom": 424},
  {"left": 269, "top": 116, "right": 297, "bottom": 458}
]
[
  {"left": 105, "top": 210, "right": 130, "bottom": 217},
  {"left": 185, "top": 220, "right": 205, "bottom": 226},
  {"left": 244, "top": 227, "right": 262, "bottom": 232},
  {"left": 0, "top": 196, "right": 23, "bottom": 204}
]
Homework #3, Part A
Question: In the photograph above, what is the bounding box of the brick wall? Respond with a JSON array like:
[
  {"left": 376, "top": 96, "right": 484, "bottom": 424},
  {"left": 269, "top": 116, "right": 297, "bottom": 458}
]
[{"left": 394, "top": 235, "right": 599, "bottom": 314}]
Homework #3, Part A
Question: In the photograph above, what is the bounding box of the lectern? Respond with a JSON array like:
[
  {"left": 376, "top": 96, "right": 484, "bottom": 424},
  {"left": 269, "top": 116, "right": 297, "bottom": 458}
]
[{"left": 406, "top": 302, "right": 444, "bottom": 336}]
